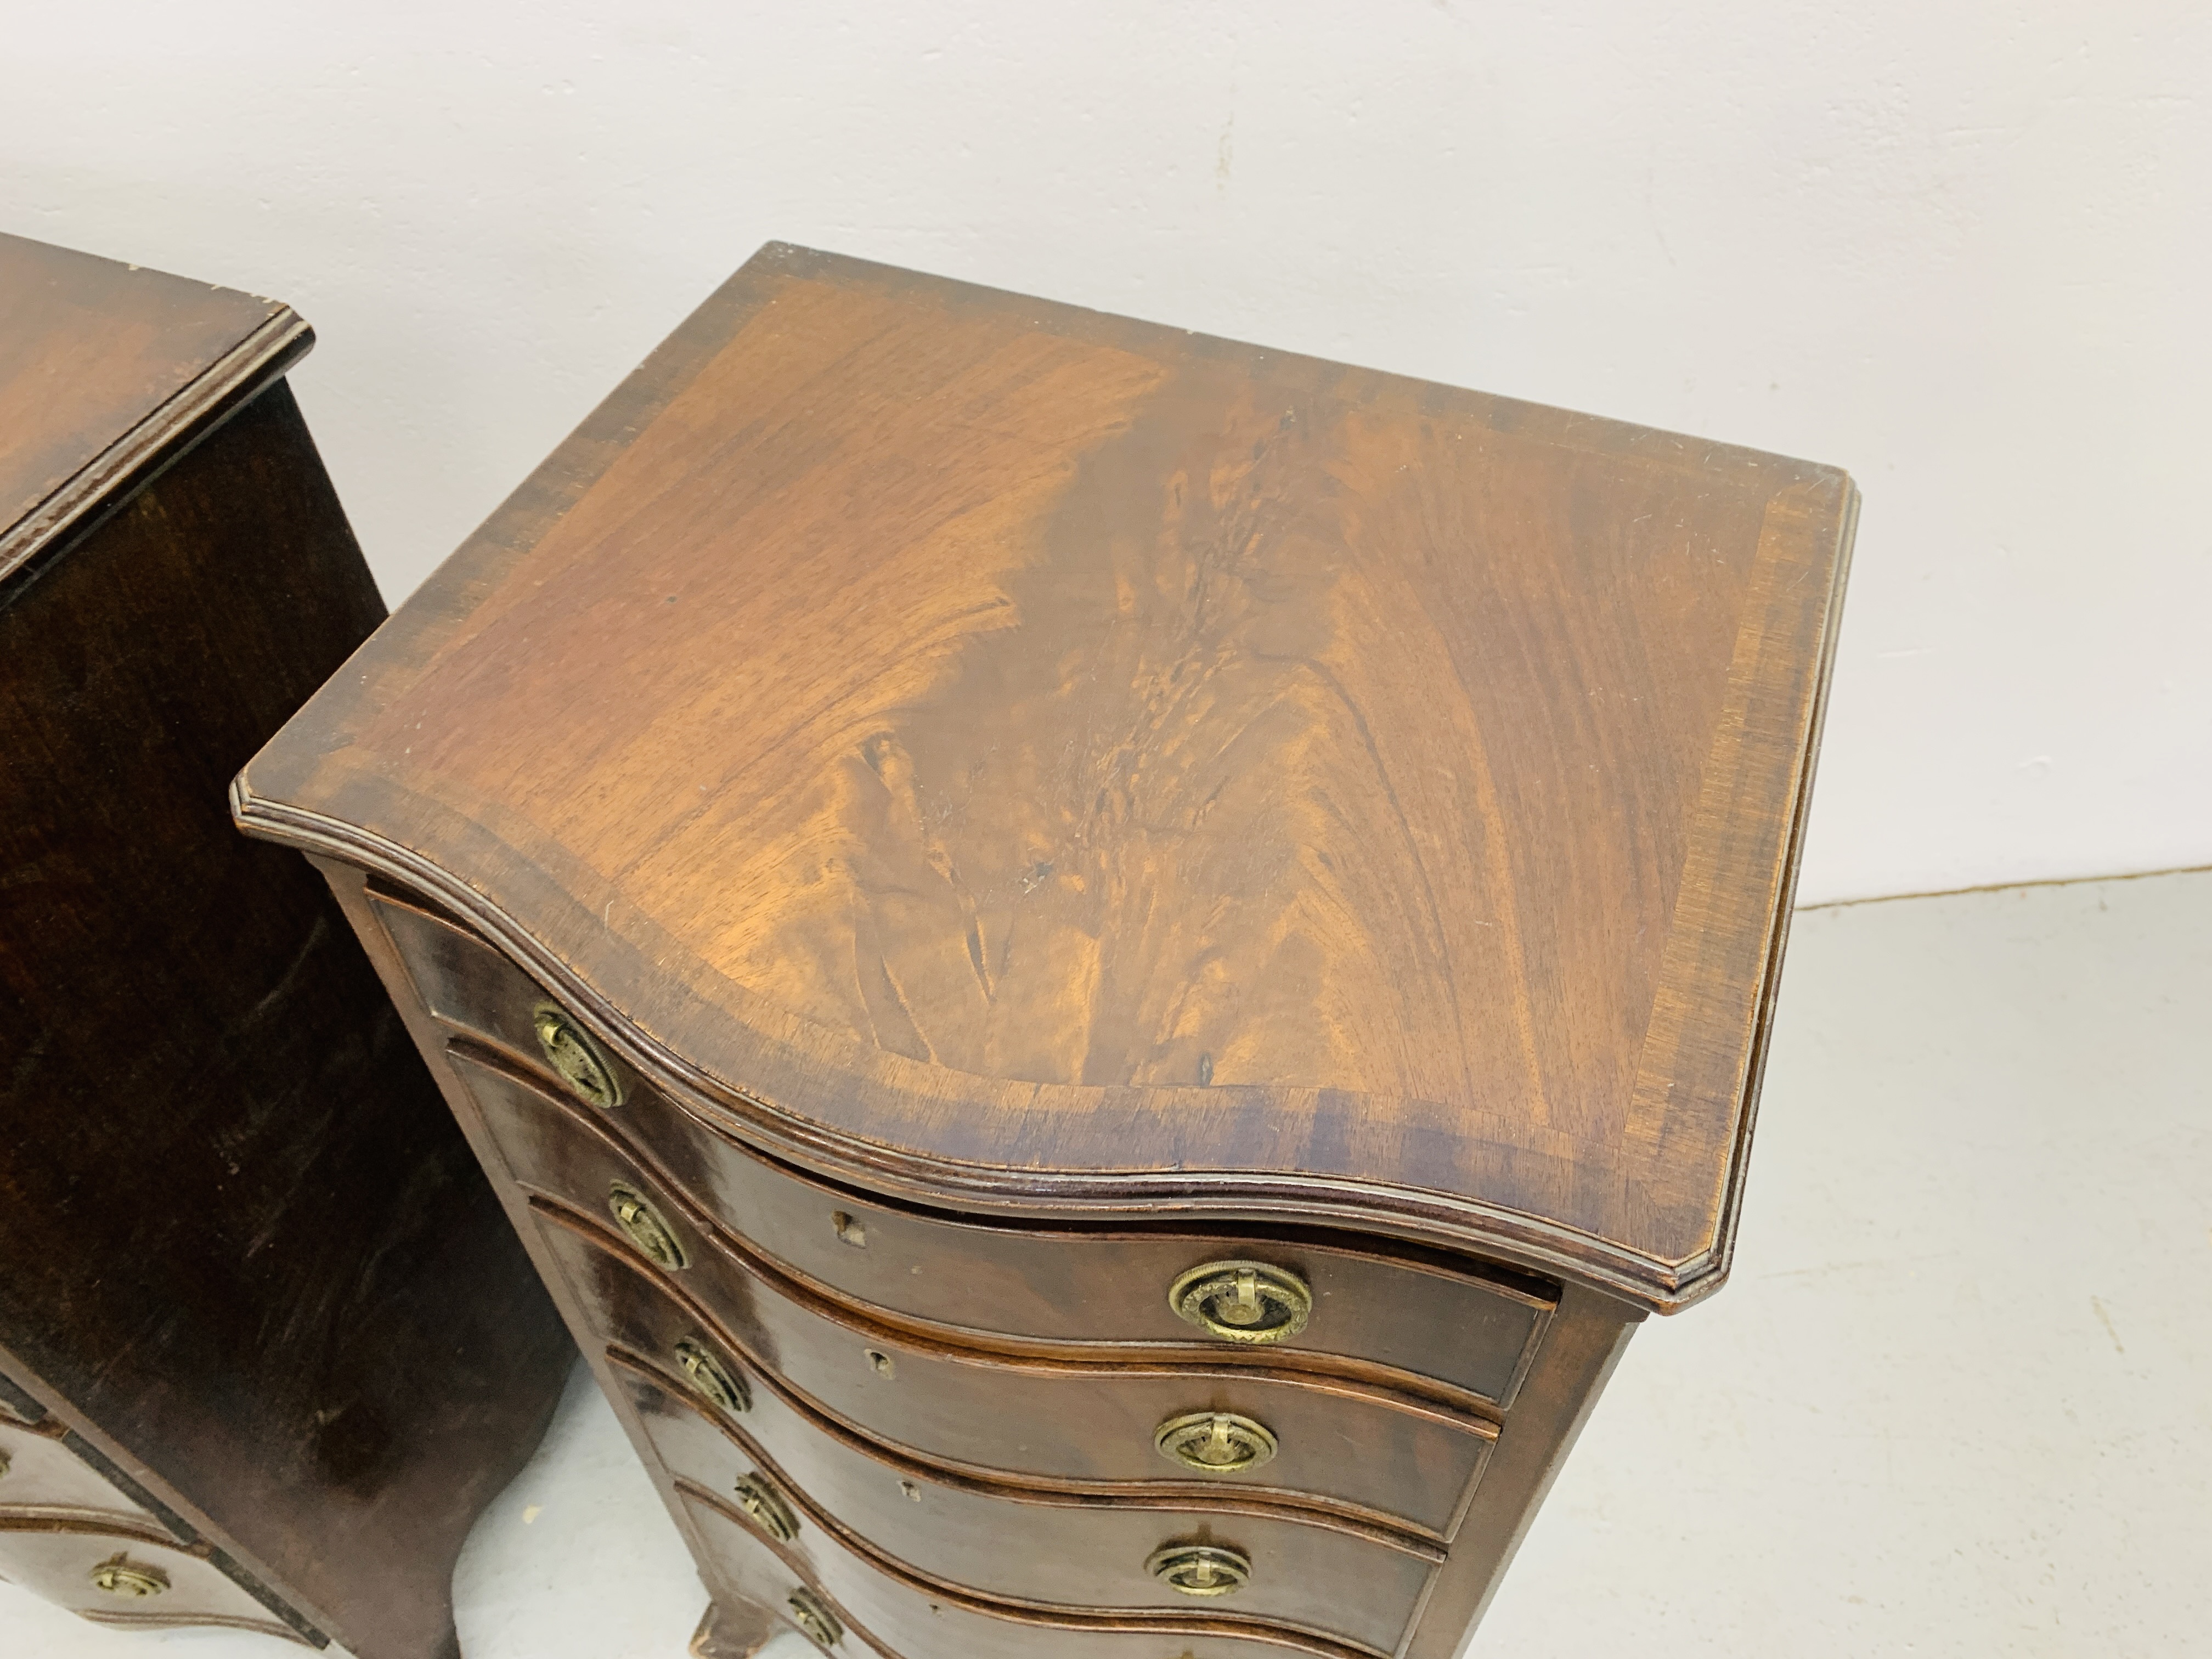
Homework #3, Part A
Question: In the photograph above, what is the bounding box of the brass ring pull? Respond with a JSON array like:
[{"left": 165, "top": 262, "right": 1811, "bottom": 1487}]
[
  {"left": 733, "top": 1472, "right": 800, "bottom": 1543},
  {"left": 607, "top": 1182, "right": 687, "bottom": 1271},
  {"left": 1146, "top": 1541, "right": 1252, "bottom": 1598},
  {"left": 1154, "top": 1410, "right": 1279, "bottom": 1475},
  {"left": 533, "top": 1002, "right": 622, "bottom": 1109},
  {"left": 674, "top": 1339, "right": 749, "bottom": 1415},
  {"left": 787, "top": 1587, "right": 843, "bottom": 1646},
  {"left": 89, "top": 1554, "right": 170, "bottom": 1598},
  {"left": 1168, "top": 1261, "right": 1312, "bottom": 1344}
]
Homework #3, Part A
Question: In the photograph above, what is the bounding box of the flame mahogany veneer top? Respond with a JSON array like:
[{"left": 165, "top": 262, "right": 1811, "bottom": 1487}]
[{"left": 237, "top": 243, "right": 1855, "bottom": 1311}]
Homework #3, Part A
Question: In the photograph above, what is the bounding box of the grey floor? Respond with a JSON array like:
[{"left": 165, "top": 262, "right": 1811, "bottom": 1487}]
[{"left": 11, "top": 870, "right": 2209, "bottom": 1657}]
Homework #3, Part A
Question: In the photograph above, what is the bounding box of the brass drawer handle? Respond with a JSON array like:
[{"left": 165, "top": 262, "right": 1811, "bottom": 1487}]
[
  {"left": 1169, "top": 1261, "right": 1311, "bottom": 1344},
  {"left": 1146, "top": 1541, "right": 1252, "bottom": 1598},
  {"left": 674, "top": 1339, "right": 749, "bottom": 1415},
  {"left": 733, "top": 1472, "right": 800, "bottom": 1543},
  {"left": 89, "top": 1553, "right": 170, "bottom": 1598},
  {"left": 787, "top": 1587, "right": 843, "bottom": 1646},
  {"left": 607, "top": 1182, "right": 687, "bottom": 1271},
  {"left": 533, "top": 1002, "right": 622, "bottom": 1109},
  {"left": 1154, "top": 1410, "right": 1279, "bottom": 1475}
]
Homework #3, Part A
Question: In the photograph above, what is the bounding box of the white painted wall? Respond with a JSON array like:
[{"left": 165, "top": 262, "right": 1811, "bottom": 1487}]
[{"left": 5, "top": 3, "right": 2205, "bottom": 903}]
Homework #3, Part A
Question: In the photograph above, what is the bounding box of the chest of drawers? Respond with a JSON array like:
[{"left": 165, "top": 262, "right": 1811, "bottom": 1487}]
[
  {"left": 0, "top": 234, "right": 575, "bottom": 1655},
  {"left": 236, "top": 244, "right": 1855, "bottom": 1657}
]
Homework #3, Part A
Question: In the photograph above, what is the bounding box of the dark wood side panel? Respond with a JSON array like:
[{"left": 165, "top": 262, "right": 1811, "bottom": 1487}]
[
  {"left": 1402, "top": 1284, "right": 1641, "bottom": 1656},
  {"left": 316, "top": 853, "right": 741, "bottom": 1639},
  {"left": 0, "top": 382, "right": 573, "bottom": 1658}
]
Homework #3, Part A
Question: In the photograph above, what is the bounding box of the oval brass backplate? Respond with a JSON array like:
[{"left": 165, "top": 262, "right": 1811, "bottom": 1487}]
[
  {"left": 1168, "top": 1260, "right": 1312, "bottom": 1344},
  {"left": 607, "top": 1182, "right": 686, "bottom": 1271},
  {"left": 1154, "top": 1410, "right": 1279, "bottom": 1475},
  {"left": 1145, "top": 1541, "right": 1253, "bottom": 1598},
  {"left": 88, "top": 1554, "right": 170, "bottom": 1598},
  {"left": 733, "top": 1472, "right": 800, "bottom": 1543},
  {"left": 673, "top": 1339, "right": 749, "bottom": 1415},
  {"left": 533, "top": 1002, "right": 622, "bottom": 1109},
  {"left": 787, "top": 1587, "right": 843, "bottom": 1646}
]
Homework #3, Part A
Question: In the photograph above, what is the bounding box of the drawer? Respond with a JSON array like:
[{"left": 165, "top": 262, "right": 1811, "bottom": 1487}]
[
  {"left": 0, "top": 1421, "right": 161, "bottom": 1524},
  {"left": 591, "top": 1256, "right": 1437, "bottom": 1653},
  {"left": 0, "top": 1519, "right": 306, "bottom": 1640},
  {"left": 381, "top": 891, "right": 1552, "bottom": 1406},
  {"left": 479, "top": 1050, "right": 1498, "bottom": 1538},
  {"left": 506, "top": 1089, "right": 1496, "bottom": 1541},
  {"left": 680, "top": 1480, "right": 1378, "bottom": 1659}
]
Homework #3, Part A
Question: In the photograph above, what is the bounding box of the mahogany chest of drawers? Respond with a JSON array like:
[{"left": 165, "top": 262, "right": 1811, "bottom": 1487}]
[
  {"left": 236, "top": 244, "right": 1855, "bottom": 1657},
  {"left": 0, "top": 234, "right": 574, "bottom": 1655}
]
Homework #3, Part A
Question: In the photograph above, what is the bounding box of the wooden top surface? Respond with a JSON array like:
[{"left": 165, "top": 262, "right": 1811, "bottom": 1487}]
[
  {"left": 239, "top": 244, "right": 1855, "bottom": 1310},
  {"left": 0, "top": 233, "right": 306, "bottom": 584}
]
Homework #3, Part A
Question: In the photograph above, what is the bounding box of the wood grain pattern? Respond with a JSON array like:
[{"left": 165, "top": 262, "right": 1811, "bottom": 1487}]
[
  {"left": 239, "top": 244, "right": 1854, "bottom": 1310},
  {"left": 516, "top": 1145, "right": 1493, "bottom": 1539},
  {"left": 1, "top": 235, "right": 574, "bottom": 1657},
  {"left": 1401, "top": 1285, "right": 1640, "bottom": 1658},
  {"left": 616, "top": 1355, "right": 1436, "bottom": 1652},
  {"left": 539, "top": 1177, "right": 1486, "bottom": 1545},
  {"left": 689, "top": 1596, "right": 778, "bottom": 1658},
  {"left": 335, "top": 850, "right": 1443, "bottom": 1659},
  {"left": 681, "top": 1477, "right": 1378, "bottom": 1659},
  {"left": 0, "top": 234, "right": 298, "bottom": 580},
  {"left": 0, "top": 1519, "right": 313, "bottom": 1642},
  {"left": 393, "top": 893, "right": 1552, "bottom": 1406},
  {"left": 0, "top": 1417, "right": 163, "bottom": 1522}
]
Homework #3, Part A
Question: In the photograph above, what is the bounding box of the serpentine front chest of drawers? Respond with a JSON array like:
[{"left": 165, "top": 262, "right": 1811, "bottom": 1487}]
[
  {"left": 236, "top": 244, "right": 1856, "bottom": 1657},
  {"left": 0, "top": 234, "right": 574, "bottom": 1654}
]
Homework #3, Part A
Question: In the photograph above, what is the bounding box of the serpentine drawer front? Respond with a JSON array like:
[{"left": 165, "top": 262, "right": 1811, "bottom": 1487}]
[
  {"left": 510, "top": 1172, "right": 1448, "bottom": 1650},
  {"left": 0, "top": 1418, "right": 163, "bottom": 1522},
  {"left": 616, "top": 1352, "right": 1435, "bottom": 1651},
  {"left": 511, "top": 1101, "right": 1493, "bottom": 1538},
  {"left": 374, "top": 891, "right": 1555, "bottom": 1408},
  {"left": 238, "top": 244, "right": 1853, "bottom": 1655},
  {"left": 0, "top": 1522, "right": 308, "bottom": 1641},
  {"left": 679, "top": 1483, "right": 1383, "bottom": 1659}
]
